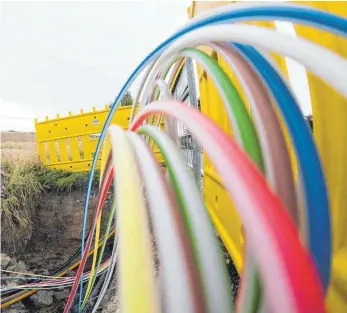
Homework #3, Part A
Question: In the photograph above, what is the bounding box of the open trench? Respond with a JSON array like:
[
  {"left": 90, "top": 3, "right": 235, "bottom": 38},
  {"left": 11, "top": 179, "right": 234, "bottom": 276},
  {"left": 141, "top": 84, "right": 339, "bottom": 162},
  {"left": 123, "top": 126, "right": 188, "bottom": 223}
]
[{"left": 1, "top": 185, "right": 239, "bottom": 313}]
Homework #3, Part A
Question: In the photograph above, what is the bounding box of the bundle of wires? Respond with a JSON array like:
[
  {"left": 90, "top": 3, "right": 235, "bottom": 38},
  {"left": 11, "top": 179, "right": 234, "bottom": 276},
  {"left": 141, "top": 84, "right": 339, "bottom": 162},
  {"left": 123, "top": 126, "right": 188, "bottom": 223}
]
[{"left": 2, "top": 3, "right": 346, "bottom": 313}]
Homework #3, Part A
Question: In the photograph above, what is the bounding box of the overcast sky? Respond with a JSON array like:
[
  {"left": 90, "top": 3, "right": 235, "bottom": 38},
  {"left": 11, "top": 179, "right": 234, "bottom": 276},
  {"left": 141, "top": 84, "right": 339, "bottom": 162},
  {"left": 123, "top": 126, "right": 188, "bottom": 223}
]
[
  {"left": 0, "top": 1, "right": 311, "bottom": 132},
  {"left": 0, "top": 1, "right": 189, "bottom": 131}
]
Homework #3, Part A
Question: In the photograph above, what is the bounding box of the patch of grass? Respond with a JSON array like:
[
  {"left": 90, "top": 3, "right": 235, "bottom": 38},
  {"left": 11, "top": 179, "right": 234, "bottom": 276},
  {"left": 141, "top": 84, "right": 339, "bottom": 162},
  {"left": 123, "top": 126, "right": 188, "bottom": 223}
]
[
  {"left": 1, "top": 160, "right": 43, "bottom": 236},
  {"left": 37, "top": 168, "right": 100, "bottom": 193}
]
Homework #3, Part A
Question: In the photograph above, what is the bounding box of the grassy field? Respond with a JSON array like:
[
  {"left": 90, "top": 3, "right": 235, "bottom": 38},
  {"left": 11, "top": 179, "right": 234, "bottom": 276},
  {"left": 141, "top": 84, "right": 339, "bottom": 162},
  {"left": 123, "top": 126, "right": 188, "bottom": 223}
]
[
  {"left": 1, "top": 131, "right": 36, "bottom": 142},
  {"left": 1, "top": 132, "right": 38, "bottom": 164}
]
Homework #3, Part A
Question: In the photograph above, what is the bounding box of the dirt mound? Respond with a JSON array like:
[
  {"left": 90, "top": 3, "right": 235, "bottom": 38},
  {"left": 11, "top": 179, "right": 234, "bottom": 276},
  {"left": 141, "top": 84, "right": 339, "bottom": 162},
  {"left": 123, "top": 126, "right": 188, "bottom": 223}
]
[{"left": 1, "top": 253, "right": 67, "bottom": 313}]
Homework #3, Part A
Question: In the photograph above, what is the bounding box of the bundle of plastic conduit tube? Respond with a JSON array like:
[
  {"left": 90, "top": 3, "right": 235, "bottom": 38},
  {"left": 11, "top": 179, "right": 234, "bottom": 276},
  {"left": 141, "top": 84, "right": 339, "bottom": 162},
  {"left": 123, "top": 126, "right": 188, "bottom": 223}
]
[{"left": 1, "top": 2, "right": 347, "bottom": 312}]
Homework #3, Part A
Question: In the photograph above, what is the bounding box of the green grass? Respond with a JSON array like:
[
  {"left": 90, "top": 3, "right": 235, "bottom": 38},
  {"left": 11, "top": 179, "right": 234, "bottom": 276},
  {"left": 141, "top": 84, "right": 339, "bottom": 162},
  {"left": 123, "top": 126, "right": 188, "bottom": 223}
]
[{"left": 37, "top": 168, "right": 100, "bottom": 193}]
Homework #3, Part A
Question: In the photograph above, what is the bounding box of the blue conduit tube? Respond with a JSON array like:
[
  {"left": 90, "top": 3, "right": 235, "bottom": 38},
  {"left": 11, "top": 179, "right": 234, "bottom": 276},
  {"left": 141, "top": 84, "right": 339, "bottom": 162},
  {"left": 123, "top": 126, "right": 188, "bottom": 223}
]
[
  {"left": 233, "top": 43, "right": 332, "bottom": 290},
  {"left": 78, "top": 4, "right": 347, "bottom": 310}
]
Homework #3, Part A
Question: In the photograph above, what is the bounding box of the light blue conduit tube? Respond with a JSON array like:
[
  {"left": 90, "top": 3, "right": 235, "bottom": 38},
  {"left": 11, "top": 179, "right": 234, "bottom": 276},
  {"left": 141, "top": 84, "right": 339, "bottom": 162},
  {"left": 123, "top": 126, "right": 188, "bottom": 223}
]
[
  {"left": 78, "top": 4, "right": 347, "bottom": 310},
  {"left": 233, "top": 43, "right": 332, "bottom": 290}
]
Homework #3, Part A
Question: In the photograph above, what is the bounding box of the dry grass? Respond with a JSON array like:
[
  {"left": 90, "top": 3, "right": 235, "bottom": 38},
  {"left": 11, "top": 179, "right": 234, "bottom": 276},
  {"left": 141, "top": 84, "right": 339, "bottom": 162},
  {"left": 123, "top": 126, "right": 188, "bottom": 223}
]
[
  {"left": 1, "top": 141, "right": 31, "bottom": 149},
  {"left": 1, "top": 131, "right": 35, "bottom": 142},
  {"left": 1, "top": 145, "right": 39, "bottom": 165},
  {"left": 1, "top": 132, "right": 38, "bottom": 165},
  {"left": 1, "top": 161, "right": 43, "bottom": 231},
  {"left": 1, "top": 132, "right": 41, "bottom": 248}
]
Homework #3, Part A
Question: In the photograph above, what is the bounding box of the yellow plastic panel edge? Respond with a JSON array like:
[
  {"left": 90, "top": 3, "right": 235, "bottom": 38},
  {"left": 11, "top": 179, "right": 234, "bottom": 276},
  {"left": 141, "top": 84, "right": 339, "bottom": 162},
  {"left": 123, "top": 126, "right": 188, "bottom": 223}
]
[
  {"left": 45, "top": 159, "right": 101, "bottom": 172},
  {"left": 294, "top": 2, "right": 347, "bottom": 312}
]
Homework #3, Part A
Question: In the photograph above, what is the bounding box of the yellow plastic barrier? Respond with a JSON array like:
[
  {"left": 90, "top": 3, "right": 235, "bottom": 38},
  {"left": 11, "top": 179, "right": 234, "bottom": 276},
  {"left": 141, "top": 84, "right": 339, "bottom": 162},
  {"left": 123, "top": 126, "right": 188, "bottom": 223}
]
[
  {"left": 35, "top": 105, "right": 163, "bottom": 172},
  {"left": 188, "top": 1, "right": 347, "bottom": 312}
]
